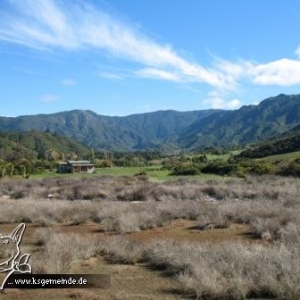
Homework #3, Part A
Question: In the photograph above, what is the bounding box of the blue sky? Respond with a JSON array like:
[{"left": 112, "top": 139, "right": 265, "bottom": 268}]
[{"left": 1, "top": 0, "right": 300, "bottom": 117}]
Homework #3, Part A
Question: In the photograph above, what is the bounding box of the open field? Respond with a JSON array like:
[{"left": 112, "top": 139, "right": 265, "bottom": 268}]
[
  {"left": 258, "top": 150, "right": 300, "bottom": 162},
  {"left": 1, "top": 174, "right": 300, "bottom": 299},
  {"left": 206, "top": 150, "right": 242, "bottom": 161},
  {"left": 29, "top": 166, "right": 230, "bottom": 182}
]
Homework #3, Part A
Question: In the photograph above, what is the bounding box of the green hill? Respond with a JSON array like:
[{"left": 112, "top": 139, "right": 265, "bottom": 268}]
[
  {"left": 0, "top": 110, "right": 217, "bottom": 151},
  {"left": 179, "top": 94, "right": 300, "bottom": 150},
  {"left": 239, "top": 124, "right": 300, "bottom": 158},
  {"left": 0, "top": 131, "right": 90, "bottom": 162}
]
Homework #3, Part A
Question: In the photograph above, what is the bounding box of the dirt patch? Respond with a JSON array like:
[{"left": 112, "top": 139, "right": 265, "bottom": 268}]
[
  {"left": 126, "top": 219, "right": 253, "bottom": 243},
  {"left": 0, "top": 219, "right": 255, "bottom": 245}
]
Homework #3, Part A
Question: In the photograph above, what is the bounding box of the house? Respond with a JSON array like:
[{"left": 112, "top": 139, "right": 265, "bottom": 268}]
[{"left": 57, "top": 160, "right": 95, "bottom": 174}]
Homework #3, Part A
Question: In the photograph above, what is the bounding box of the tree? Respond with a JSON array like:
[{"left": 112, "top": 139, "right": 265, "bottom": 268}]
[
  {"left": 0, "top": 162, "right": 6, "bottom": 178},
  {"left": 90, "top": 148, "right": 95, "bottom": 160},
  {"left": 101, "top": 159, "right": 113, "bottom": 168},
  {"left": 6, "top": 162, "right": 14, "bottom": 178},
  {"left": 49, "top": 150, "right": 60, "bottom": 161},
  {"left": 18, "top": 158, "right": 31, "bottom": 178}
]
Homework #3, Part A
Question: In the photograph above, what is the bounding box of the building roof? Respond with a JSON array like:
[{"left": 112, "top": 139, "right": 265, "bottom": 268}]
[
  {"left": 67, "top": 160, "right": 92, "bottom": 164},
  {"left": 58, "top": 160, "right": 94, "bottom": 166}
]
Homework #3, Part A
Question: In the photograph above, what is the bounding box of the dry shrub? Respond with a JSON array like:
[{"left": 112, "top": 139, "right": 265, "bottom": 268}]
[
  {"left": 0, "top": 198, "right": 102, "bottom": 225},
  {"left": 179, "top": 241, "right": 300, "bottom": 299},
  {"left": 102, "top": 203, "right": 174, "bottom": 233},
  {"left": 1, "top": 175, "right": 300, "bottom": 239},
  {"left": 278, "top": 223, "right": 300, "bottom": 245},
  {"left": 101, "top": 236, "right": 145, "bottom": 264},
  {"left": 102, "top": 237, "right": 300, "bottom": 299},
  {"left": 200, "top": 185, "right": 227, "bottom": 200},
  {"left": 0, "top": 174, "right": 299, "bottom": 204},
  {"left": 250, "top": 215, "right": 292, "bottom": 241},
  {"left": 143, "top": 239, "right": 188, "bottom": 273},
  {"left": 219, "top": 198, "right": 292, "bottom": 225},
  {"left": 100, "top": 200, "right": 231, "bottom": 234},
  {"left": 32, "top": 228, "right": 101, "bottom": 273},
  {"left": 147, "top": 182, "right": 206, "bottom": 201},
  {"left": 197, "top": 202, "right": 231, "bottom": 229},
  {"left": 115, "top": 183, "right": 152, "bottom": 201}
]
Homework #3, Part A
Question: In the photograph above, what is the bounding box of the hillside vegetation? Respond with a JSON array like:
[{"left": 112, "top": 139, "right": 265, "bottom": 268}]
[
  {"left": 1, "top": 94, "right": 300, "bottom": 151},
  {"left": 179, "top": 94, "right": 300, "bottom": 149},
  {"left": 0, "top": 130, "right": 90, "bottom": 162},
  {"left": 0, "top": 110, "right": 216, "bottom": 151},
  {"left": 240, "top": 124, "right": 300, "bottom": 158}
]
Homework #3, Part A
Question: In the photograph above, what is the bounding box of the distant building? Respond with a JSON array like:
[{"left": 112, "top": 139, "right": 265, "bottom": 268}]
[{"left": 57, "top": 160, "right": 95, "bottom": 174}]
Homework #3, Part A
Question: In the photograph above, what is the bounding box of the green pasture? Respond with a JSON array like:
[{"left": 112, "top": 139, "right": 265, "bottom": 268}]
[
  {"left": 258, "top": 150, "right": 300, "bottom": 162},
  {"left": 206, "top": 150, "right": 241, "bottom": 161},
  {"left": 27, "top": 165, "right": 230, "bottom": 182}
]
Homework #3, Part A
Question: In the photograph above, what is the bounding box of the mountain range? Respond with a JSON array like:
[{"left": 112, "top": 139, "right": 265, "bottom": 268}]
[{"left": 1, "top": 94, "right": 300, "bottom": 152}]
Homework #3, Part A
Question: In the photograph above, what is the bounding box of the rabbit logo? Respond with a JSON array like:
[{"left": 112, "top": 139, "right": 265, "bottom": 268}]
[{"left": 0, "top": 223, "right": 31, "bottom": 289}]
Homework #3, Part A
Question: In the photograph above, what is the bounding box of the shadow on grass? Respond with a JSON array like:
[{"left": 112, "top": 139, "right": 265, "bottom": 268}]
[
  {"left": 161, "top": 287, "right": 195, "bottom": 299},
  {"left": 239, "top": 231, "right": 263, "bottom": 240}
]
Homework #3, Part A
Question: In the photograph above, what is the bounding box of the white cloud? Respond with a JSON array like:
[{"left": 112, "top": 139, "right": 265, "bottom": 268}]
[
  {"left": 0, "top": 0, "right": 77, "bottom": 49},
  {"left": 2, "top": 114, "right": 16, "bottom": 117},
  {"left": 204, "top": 96, "right": 224, "bottom": 109},
  {"left": 204, "top": 96, "right": 241, "bottom": 109},
  {"left": 61, "top": 78, "right": 76, "bottom": 86},
  {"left": 215, "top": 57, "right": 300, "bottom": 87},
  {"left": 203, "top": 91, "right": 242, "bottom": 110},
  {"left": 212, "top": 56, "right": 245, "bottom": 90},
  {"left": 136, "top": 68, "right": 181, "bottom": 82},
  {"left": 227, "top": 99, "right": 242, "bottom": 109},
  {"left": 247, "top": 58, "right": 300, "bottom": 86},
  {"left": 0, "top": 0, "right": 234, "bottom": 90},
  {"left": 2, "top": 0, "right": 300, "bottom": 108},
  {"left": 40, "top": 93, "right": 59, "bottom": 103}
]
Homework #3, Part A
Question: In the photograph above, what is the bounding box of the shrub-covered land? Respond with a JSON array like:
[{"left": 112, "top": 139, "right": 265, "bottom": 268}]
[
  {"left": 2, "top": 174, "right": 300, "bottom": 298},
  {"left": 163, "top": 153, "right": 300, "bottom": 178},
  {"left": 0, "top": 175, "right": 300, "bottom": 239},
  {"left": 32, "top": 231, "right": 300, "bottom": 299}
]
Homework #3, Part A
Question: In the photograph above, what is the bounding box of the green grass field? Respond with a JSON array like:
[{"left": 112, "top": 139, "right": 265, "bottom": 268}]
[
  {"left": 28, "top": 166, "right": 231, "bottom": 182},
  {"left": 206, "top": 150, "right": 242, "bottom": 161},
  {"left": 258, "top": 150, "right": 300, "bottom": 162},
  {"left": 91, "top": 166, "right": 229, "bottom": 181}
]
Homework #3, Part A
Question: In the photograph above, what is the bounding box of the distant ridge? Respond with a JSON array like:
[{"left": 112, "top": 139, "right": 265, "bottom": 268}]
[
  {"left": 1, "top": 94, "right": 300, "bottom": 151},
  {"left": 178, "top": 94, "right": 300, "bottom": 149},
  {"left": 0, "top": 109, "right": 217, "bottom": 151}
]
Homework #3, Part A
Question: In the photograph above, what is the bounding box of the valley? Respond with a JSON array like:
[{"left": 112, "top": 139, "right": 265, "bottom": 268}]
[{"left": 1, "top": 93, "right": 300, "bottom": 299}]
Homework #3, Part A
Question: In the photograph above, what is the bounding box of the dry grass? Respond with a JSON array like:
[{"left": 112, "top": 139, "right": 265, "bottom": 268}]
[
  {"left": 2, "top": 174, "right": 300, "bottom": 299},
  {"left": 100, "top": 236, "right": 146, "bottom": 264},
  {"left": 31, "top": 225, "right": 300, "bottom": 299},
  {"left": 32, "top": 228, "right": 102, "bottom": 273},
  {"left": 1, "top": 175, "right": 300, "bottom": 240},
  {"left": 99, "top": 237, "right": 300, "bottom": 300}
]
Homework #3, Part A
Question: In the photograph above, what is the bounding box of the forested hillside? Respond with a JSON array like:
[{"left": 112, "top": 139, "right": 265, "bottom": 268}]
[{"left": 1, "top": 94, "right": 300, "bottom": 151}]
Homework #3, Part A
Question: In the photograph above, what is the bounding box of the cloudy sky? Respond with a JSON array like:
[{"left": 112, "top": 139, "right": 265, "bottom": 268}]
[{"left": 1, "top": 0, "right": 300, "bottom": 116}]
